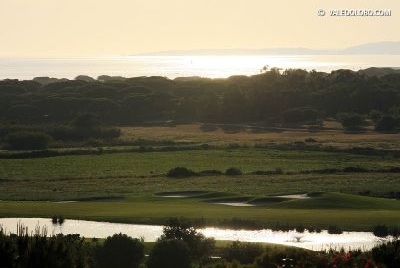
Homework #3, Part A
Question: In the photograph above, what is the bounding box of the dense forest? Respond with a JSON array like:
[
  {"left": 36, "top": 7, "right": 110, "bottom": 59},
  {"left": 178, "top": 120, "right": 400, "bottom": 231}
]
[
  {"left": 1, "top": 68, "right": 399, "bottom": 125},
  {"left": 0, "top": 68, "right": 400, "bottom": 149}
]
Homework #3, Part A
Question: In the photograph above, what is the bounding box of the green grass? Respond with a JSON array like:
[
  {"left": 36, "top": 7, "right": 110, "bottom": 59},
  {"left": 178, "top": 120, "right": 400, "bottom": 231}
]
[
  {"left": 1, "top": 132, "right": 400, "bottom": 232},
  {"left": 0, "top": 149, "right": 399, "bottom": 180},
  {"left": 0, "top": 147, "right": 398, "bottom": 201},
  {"left": 273, "top": 192, "right": 400, "bottom": 209},
  {"left": 1, "top": 193, "right": 400, "bottom": 231},
  {"left": 1, "top": 172, "right": 400, "bottom": 201}
]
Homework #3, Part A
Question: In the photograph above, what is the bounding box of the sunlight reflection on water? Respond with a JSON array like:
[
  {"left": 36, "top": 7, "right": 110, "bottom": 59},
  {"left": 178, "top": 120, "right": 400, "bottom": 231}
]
[
  {"left": 0, "top": 55, "right": 399, "bottom": 80},
  {"left": 0, "top": 218, "right": 386, "bottom": 251}
]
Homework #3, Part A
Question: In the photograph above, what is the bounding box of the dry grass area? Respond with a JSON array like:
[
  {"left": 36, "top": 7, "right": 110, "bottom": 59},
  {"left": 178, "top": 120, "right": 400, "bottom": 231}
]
[{"left": 119, "top": 124, "right": 400, "bottom": 149}]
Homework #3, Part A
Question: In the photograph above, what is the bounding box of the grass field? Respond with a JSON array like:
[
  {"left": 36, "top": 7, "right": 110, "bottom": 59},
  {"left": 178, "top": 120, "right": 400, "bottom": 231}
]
[
  {"left": 1, "top": 149, "right": 399, "bottom": 180},
  {"left": 119, "top": 124, "right": 400, "bottom": 149},
  {"left": 1, "top": 124, "right": 400, "bottom": 232},
  {"left": 1, "top": 193, "right": 400, "bottom": 231}
]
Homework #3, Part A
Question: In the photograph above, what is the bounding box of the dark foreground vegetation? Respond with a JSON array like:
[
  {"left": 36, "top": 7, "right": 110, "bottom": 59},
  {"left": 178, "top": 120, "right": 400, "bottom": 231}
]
[{"left": 1, "top": 220, "right": 399, "bottom": 268}]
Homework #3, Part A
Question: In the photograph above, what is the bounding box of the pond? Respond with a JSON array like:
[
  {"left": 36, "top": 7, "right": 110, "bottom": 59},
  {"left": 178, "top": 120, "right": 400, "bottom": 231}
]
[{"left": 0, "top": 218, "right": 386, "bottom": 251}]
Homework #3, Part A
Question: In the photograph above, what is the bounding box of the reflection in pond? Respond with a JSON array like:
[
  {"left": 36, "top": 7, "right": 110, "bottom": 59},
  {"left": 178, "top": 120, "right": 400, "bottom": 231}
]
[
  {"left": 213, "top": 203, "right": 255, "bottom": 207},
  {"left": 0, "top": 218, "right": 385, "bottom": 251},
  {"left": 275, "top": 194, "right": 310, "bottom": 199}
]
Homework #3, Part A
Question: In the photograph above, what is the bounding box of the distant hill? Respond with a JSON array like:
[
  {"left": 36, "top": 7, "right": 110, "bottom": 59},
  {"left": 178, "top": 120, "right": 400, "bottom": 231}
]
[
  {"left": 137, "top": 48, "right": 325, "bottom": 56},
  {"left": 138, "top": 41, "right": 400, "bottom": 56},
  {"left": 342, "top": 42, "right": 400, "bottom": 55}
]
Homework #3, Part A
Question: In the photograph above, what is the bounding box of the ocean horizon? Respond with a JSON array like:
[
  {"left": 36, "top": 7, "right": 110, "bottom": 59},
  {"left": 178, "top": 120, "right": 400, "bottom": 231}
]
[{"left": 1, "top": 54, "right": 399, "bottom": 81}]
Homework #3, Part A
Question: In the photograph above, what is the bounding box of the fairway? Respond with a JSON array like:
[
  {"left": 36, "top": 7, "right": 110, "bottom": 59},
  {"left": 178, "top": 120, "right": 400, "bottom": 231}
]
[
  {"left": 1, "top": 148, "right": 399, "bottom": 181},
  {"left": 1, "top": 193, "right": 400, "bottom": 231},
  {"left": 1, "top": 127, "right": 400, "bottom": 232}
]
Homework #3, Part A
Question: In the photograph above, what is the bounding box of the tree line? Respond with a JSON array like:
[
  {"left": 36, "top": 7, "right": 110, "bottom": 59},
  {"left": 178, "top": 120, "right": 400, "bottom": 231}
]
[
  {"left": 0, "top": 68, "right": 399, "bottom": 126},
  {"left": 1, "top": 68, "right": 400, "bottom": 149}
]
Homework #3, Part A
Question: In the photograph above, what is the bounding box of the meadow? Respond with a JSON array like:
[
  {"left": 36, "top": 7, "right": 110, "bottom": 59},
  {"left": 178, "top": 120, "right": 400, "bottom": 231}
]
[
  {"left": 1, "top": 124, "right": 400, "bottom": 231},
  {"left": 119, "top": 124, "right": 400, "bottom": 150}
]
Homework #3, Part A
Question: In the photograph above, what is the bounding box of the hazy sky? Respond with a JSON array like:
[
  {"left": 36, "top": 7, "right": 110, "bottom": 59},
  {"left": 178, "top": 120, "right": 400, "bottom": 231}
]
[{"left": 0, "top": 0, "right": 399, "bottom": 57}]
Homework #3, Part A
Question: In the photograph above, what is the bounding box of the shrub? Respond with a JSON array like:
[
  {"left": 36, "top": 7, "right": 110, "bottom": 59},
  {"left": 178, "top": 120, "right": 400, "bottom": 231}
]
[
  {"left": 95, "top": 233, "right": 144, "bottom": 268},
  {"left": 223, "top": 241, "right": 264, "bottom": 264},
  {"left": 375, "top": 115, "right": 398, "bottom": 132},
  {"left": 328, "top": 225, "right": 343, "bottom": 234},
  {"left": 47, "top": 125, "right": 75, "bottom": 140},
  {"left": 58, "top": 216, "right": 65, "bottom": 225},
  {"left": 99, "top": 127, "right": 121, "bottom": 139},
  {"left": 337, "top": 113, "right": 367, "bottom": 131},
  {"left": 295, "top": 225, "right": 305, "bottom": 233},
  {"left": 305, "top": 137, "right": 317, "bottom": 143},
  {"left": 51, "top": 216, "right": 65, "bottom": 226},
  {"left": 225, "top": 167, "right": 242, "bottom": 176},
  {"left": 160, "top": 218, "right": 215, "bottom": 263},
  {"left": 166, "top": 167, "right": 197, "bottom": 178},
  {"left": 343, "top": 166, "right": 367, "bottom": 173},
  {"left": 48, "top": 125, "right": 121, "bottom": 141},
  {"left": 373, "top": 224, "right": 389, "bottom": 238},
  {"left": 372, "top": 240, "right": 400, "bottom": 268},
  {"left": 147, "top": 240, "right": 191, "bottom": 268},
  {"left": 391, "top": 226, "right": 400, "bottom": 238},
  {"left": 0, "top": 230, "right": 88, "bottom": 268},
  {"left": 6, "top": 131, "right": 51, "bottom": 150}
]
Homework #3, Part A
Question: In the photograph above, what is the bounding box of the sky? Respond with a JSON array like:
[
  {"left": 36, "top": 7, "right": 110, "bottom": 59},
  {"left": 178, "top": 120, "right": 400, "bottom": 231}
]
[{"left": 0, "top": 0, "right": 399, "bottom": 57}]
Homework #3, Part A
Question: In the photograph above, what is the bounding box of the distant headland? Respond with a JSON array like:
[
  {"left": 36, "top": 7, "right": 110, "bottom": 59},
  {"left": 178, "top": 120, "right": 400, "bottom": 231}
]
[{"left": 137, "top": 41, "right": 400, "bottom": 56}]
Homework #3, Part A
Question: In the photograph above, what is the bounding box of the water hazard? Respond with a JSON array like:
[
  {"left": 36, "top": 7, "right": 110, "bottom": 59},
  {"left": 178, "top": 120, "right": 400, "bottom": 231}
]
[{"left": 0, "top": 218, "right": 386, "bottom": 251}]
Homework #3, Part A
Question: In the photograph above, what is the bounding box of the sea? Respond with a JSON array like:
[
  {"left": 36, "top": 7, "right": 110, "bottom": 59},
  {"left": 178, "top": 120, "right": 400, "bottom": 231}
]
[{"left": 0, "top": 55, "right": 399, "bottom": 80}]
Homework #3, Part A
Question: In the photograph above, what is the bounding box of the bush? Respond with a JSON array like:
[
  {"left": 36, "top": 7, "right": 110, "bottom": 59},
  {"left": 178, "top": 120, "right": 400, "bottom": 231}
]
[
  {"left": 0, "top": 230, "right": 88, "bottom": 268},
  {"left": 51, "top": 216, "right": 65, "bottom": 226},
  {"left": 95, "top": 233, "right": 144, "bottom": 268},
  {"left": 295, "top": 225, "right": 305, "bottom": 233},
  {"left": 343, "top": 166, "right": 367, "bottom": 173},
  {"left": 48, "top": 125, "right": 121, "bottom": 141},
  {"left": 223, "top": 241, "right": 264, "bottom": 264},
  {"left": 328, "top": 225, "right": 343, "bottom": 234},
  {"left": 375, "top": 115, "right": 398, "bottom": 132},
  {"left": 337, "top": 113, "right": 367, "bottom": 131},
  {"left": 225, "top": 167, "right": 242, "bottom": 176},
  {"left": 391, "top": 226, "right": 400, "bottom": 238},
  {"left": 167, "top": 167, "right": 197, "bottom": 178},
  {"left": 6, "top": 131, "right": 51, "bottom": 150},
  {"left": 99, "top": 127, "right": 121, "bottom": 139},
  {"left": 372, "top": 240, "right": 400, "bottom": 268},
  {"left": 160, "top": 218, "right": 215, "bottom": 263},
  {"left": 147, "top": 240, "right": 191, "bottom": 268},
  {"left": 305, "top": 137, "right": 317, "bottom": 143},
  {"left": 373, "top": 224, "right": 389, "bottom": 238}
]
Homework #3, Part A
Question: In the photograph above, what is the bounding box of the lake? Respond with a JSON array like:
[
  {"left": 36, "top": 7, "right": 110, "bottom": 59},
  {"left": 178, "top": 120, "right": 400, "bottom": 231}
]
[
  {"left": 0, "top": 218, "right": 386, "bottom": 252},
  {"left": 0, "top": 55, "right": 399, "bottom": 80}
]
